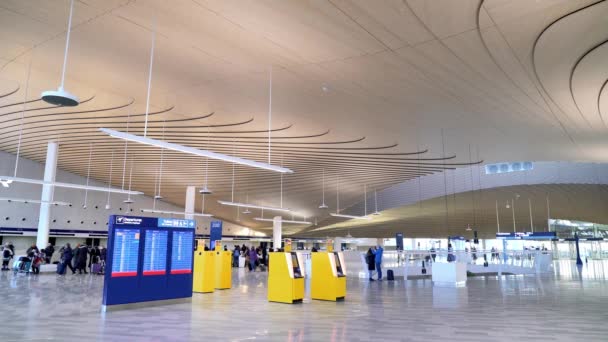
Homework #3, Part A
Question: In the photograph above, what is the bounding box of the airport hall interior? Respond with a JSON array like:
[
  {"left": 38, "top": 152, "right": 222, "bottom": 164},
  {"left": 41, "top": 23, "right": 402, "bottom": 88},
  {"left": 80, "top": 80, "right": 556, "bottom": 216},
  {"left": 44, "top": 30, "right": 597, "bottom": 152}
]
[{"left": 0, "top": 0, "right": 607, "bottom": 341}]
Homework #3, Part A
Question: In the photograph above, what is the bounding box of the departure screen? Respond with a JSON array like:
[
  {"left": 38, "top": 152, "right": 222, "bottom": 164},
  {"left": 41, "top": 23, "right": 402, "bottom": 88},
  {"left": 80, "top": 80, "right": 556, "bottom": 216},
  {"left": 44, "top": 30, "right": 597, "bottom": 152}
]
[
  {"left": 143, "top": 230, "right": 168, "bottom": 276},
  {"left": 171, "top": 231, "right": 194, "bottom": 274},
  {"left": 111, "top": 229, "right": 140, "bottom": 277}
]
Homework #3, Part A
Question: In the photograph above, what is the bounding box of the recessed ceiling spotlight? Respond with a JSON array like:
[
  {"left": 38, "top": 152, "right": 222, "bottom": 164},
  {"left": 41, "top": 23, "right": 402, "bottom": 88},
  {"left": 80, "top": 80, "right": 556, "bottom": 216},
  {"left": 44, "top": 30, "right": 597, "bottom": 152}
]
[
  {"left": 199, "top": 186, "right": 212, "bottom": 195},
  {"left": 154, "top": 195, "right": 163, "bottom": 200},
  {"left": 321, "top": 85, "right": 329, "bottom": 93},
  {"left": 105, "top": 204, "right": 111, "bottom": 210},
  {"left": 319, "top": 204, "right": 328, "bottom": 209}
]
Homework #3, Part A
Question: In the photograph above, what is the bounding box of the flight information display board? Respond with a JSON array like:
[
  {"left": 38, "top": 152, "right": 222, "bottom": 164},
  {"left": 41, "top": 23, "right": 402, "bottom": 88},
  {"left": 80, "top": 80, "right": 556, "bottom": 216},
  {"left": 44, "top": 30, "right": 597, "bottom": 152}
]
[
  {"left": 111, "top": 228, "right": 140, "bottom": 277},
  {"left": 171, "top": 230, "right": 194, "bottom": 274},
  {"left": 143, "top": 230, "right": 168, "bottom": 276}
]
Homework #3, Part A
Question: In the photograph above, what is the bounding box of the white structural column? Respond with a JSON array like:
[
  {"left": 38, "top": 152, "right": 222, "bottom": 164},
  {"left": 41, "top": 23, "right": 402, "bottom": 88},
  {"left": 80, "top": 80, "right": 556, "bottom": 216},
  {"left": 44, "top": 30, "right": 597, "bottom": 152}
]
[
  {"left": 273, "top": 216, "right": 282, "bottom": 250},
  {"left": 36, "top": 142, "right": 59, "bottom": 248},
  {"left": 184, "top": 186, "right": 196, "bottom": 220},
  {"left": 334, "top": 237, "right": 344, "bottom": 252}
]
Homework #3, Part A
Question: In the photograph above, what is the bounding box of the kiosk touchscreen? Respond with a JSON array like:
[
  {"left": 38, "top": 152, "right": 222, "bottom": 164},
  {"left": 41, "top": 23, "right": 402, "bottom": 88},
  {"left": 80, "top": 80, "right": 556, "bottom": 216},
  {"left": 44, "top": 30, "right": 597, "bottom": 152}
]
[
  {"left": 268, "top": 252, "right": 305, "bottom": 304},
  {"left": 192, "top": 239, "right": 215, "bottom": 293},
  {"left": 311, "top": 251, "right": 346, "bottom": 301}
]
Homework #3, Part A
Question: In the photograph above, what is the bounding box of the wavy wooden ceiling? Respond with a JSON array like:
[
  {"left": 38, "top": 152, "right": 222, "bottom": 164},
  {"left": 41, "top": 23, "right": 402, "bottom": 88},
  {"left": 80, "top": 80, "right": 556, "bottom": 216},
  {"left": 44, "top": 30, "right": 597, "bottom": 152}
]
[{"left": 0, "top": 0, "right": 607, "bottom": 234}]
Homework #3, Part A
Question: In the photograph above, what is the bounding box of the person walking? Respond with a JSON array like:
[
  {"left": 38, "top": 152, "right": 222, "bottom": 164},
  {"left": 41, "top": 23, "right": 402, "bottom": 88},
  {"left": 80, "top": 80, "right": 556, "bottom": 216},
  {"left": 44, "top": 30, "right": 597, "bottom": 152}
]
[
  {"left": 366, "top": 248, "right": 376, "bottom": 281},
  {"left": 248, "top": 246, "right": 258, "bottom": 272},
  {"left": 233, "top": 246, "right": 240, "bottom": 267},
  {"left": 62, "top": 243, "right": 76, "bottom": 274},
  {"left": 75, "top": 244, "right": 88, "bottom": 274},
  {"left": 2, "top": 243, "right": 13, "bottom": 271},
  {"left": 373, "top": 245, "right": 384, "bottom": 280},
  {"left": 44, "top": 243, "right": 55, "bottom": 264}
]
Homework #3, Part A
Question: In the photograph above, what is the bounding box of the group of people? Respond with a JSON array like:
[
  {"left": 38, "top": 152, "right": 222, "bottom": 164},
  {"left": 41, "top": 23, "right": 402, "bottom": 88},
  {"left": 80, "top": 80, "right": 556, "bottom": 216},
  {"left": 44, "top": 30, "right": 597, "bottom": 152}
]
[
  {"left": 1, "top": 242, "right": 55, "bottom": 273},
  {"left": 58, "top": 243, "right": 106, "bottom": 275},
  {"left": 233, "top": 245, "right": 267, "bottom": 272},
  {"left": 365, "top": 245, "right": 384, "bottom": 281}
]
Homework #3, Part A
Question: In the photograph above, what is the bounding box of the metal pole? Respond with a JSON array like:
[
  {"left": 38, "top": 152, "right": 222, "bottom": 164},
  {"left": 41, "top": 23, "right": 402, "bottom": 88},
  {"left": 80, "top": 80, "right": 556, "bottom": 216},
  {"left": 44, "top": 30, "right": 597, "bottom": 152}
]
[
  {"left": 511, "top": 199, "right": 516, "bottom": 232},
  {"left": 528, "top": 198, "right": 534, "bottom": 233},
  {"left": 495, "top": 200, "right": 500, "bottom": 233}
]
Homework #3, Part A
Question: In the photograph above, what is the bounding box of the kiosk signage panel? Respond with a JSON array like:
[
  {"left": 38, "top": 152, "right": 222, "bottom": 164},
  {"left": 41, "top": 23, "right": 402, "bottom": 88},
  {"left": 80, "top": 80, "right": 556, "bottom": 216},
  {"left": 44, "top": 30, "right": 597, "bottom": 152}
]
[
  {"left": 209, "top": 220, "right": 223, "bottom": 249},
  {"left": 103, "top": 215, "right": 195, "bottom": 310},
  {"left": 143, "top": 230, "right": 168, "bottom": 276}
]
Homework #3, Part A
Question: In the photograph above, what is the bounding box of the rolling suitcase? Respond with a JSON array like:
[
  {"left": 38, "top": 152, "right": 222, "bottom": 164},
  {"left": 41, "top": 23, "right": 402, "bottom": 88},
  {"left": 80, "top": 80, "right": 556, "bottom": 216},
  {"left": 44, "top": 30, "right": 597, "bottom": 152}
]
[
  {"left": 91, "top": 263, "right": 102, "bottom": 274},
  {"left": 56, "top": 262, "right": 66, "bottom": 275},
  {"left": 387, "top": 269, "right": 394, "bottom": 281}
]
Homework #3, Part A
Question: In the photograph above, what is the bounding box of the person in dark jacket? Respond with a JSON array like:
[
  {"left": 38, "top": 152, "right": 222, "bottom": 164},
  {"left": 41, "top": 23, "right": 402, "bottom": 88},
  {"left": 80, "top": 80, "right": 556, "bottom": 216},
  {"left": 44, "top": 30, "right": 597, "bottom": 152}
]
[
  {"left": 74, "top": 244, "right": 88, "bottom": 274},
  {"left": 100, "top": 246, "right": 107, "bottom": 263},
  {"left": 366, "top": 248, "right": 376, "bottom": 281},
  {"left": 44, "top": 243, "right": 55, "bottom": 264},
  {"left": 2, "top": 244, "right": 13, "bottom": 271},
  {"left": 62, "top": 243, "right": 76, "bottom": 274},
  {"left": 88, "top": 246, "right": 100, "bottom": 270},
  {"left": 26, "top": 244, "right": 40, "bottom": 258},
  {"left": 248, "top": 246, "right": 258, "bottom": 272}
]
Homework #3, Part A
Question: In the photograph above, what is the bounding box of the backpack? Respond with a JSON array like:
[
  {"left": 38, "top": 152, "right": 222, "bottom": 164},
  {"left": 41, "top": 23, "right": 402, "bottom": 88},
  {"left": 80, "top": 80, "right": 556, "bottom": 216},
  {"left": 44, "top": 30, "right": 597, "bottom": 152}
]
[{"left": 2, "top": 249, "right": 10, "bottom": 259}]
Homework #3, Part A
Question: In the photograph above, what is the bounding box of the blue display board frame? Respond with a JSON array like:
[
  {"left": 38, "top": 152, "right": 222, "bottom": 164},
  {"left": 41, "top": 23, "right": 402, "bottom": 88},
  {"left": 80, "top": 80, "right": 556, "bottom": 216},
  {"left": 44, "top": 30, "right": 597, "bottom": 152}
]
[{"left": 102, "top": 215, "right": 195, "bottom": 307}]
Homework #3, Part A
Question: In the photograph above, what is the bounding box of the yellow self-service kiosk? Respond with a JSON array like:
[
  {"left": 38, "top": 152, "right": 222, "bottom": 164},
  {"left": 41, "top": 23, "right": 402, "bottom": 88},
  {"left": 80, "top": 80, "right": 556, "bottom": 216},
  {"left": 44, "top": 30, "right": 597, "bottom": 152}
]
[
  {"left": 311, "top": 251, "right": 346, "bottom": 301},
  {"left": 214, "top": 241, "right": 232, "bottom": 289},
  {"left": 193, "top": 240, "right": 215, "bottom": 293},
  {"left": 267, "top": 250, "right": 305, "bottom": 304}
]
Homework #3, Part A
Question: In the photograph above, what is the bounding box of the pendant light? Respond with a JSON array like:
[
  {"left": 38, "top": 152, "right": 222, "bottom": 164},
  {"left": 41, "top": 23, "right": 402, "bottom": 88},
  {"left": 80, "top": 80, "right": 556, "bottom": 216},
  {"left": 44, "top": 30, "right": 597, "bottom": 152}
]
[
  {"left": 154, "top": 121, "right": 166, "bottom": 201},
  {"left": 372, "top": 188, "right": 381, "bottom": 215},
  {"left": 330, "top": 175, "right": 371, "bottom": 220},
  {"left": 105, "top": 150, "right": 115, "bottom": 210},
  {"left": 242, "top": 193, "right": 251, "bottom": 214},
  {"left": 41, "top": 0, "right": 79, "bottom": 106},
  {"left": 123, "top": 161, "right": 135, "bottom": 205},
  {"left": 82, "top": 143, "right": 92, "bottom": 209},
  {"left": 199, "top": 126, "right": 212, "bottom": 195},
  {"left": 319, "top": 168, "right": 328, "bottom": 209}
]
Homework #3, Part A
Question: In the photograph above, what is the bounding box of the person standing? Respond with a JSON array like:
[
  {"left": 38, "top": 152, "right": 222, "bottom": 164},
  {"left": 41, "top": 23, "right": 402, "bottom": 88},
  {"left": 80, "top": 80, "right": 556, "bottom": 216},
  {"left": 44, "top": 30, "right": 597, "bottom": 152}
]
[
  {"left": 373, "top": 245, "right": 384, "bottom": 281},
  {"left": 75, "top": 244, "right": 88, "bottom": 274},
  {"left": 233, "top": 246, "right": 240, "bottom": 267},
  {"left": 2, "top": 244, "right": 13, "bottom": 271},
  {"left": 44, "top": 243, "right": 55, "bottom": 264},
  {"left": 62, "top": 243, "right": 76, "bottom": 274},
  {"left": 248, "top": 246, "right": 258, "bottom": 272},
  {"left": 366, "top": 248, "right": 376, "bottom": 281}
]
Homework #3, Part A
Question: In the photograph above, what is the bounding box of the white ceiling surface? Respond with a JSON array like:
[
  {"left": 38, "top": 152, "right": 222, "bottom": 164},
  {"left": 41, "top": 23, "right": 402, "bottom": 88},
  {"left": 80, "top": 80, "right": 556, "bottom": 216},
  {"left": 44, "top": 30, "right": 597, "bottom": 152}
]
[{"left": 1, "top": 0, "right": 607, "bottom": 233}]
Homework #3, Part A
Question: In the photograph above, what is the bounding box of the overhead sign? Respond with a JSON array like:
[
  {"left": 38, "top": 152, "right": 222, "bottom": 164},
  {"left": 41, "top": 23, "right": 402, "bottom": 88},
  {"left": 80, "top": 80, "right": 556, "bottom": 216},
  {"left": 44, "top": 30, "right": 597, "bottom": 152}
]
[
  {"left": 496, "top": 232, "right": 556, "bottom": 240},
  {"left": 157, "top": 218, "right": 195, "bottom": 229}
]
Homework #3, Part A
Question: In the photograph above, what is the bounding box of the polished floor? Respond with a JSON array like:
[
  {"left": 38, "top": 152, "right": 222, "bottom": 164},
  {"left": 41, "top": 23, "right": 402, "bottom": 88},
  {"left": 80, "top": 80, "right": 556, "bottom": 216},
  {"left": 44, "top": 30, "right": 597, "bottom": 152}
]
[{"left": 0, "top": 261, "right": 607, "bottom": 341}]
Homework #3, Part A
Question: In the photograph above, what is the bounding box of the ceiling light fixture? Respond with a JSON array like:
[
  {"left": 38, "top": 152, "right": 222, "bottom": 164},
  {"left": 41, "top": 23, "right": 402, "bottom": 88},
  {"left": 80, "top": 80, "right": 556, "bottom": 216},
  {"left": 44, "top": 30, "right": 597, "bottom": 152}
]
[
  {"left": 329, "top": 177, "right": 372, "bottom": 220},
  {"left": 0, "top": 198, "right": 71, "bottom": 206},
  {"left": 319, "top": 168, "right": 328, "bottom": 209},
  {"left": 253, "top": 217, "right": 311, "bottom": 225},
  {"left": 40, "top": 0, "right": 79, "bottom": 106},
  {"left": 330, "top": 213, "right": 372, "bottom": 221},
  {"left": 199, "top": 126, "right": 213, "bottom": 195},
  {"left": 217, "top": 200, "right": 290, "bottom": 213},
  {"left": 0, "top": 179, "right": 13, "bottom": 188},
  {"left": 372, "top": 189, "right": 381, "bottom": 216},
  {"left": 0, "top": 176, "right": 142, "bottom": 195},
  {"left": 98, "top": 128, "right": 293, "bottom": 173},
  {"left": 140, "top": 209, "right": 212, "bottom": 217}
]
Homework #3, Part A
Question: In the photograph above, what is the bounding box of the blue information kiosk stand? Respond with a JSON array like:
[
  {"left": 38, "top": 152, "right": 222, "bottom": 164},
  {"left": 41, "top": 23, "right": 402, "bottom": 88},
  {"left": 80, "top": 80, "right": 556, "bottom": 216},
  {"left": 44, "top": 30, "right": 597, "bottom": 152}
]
[{"left": 102, "top": 215, "right": 195, "bottom": 311}]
